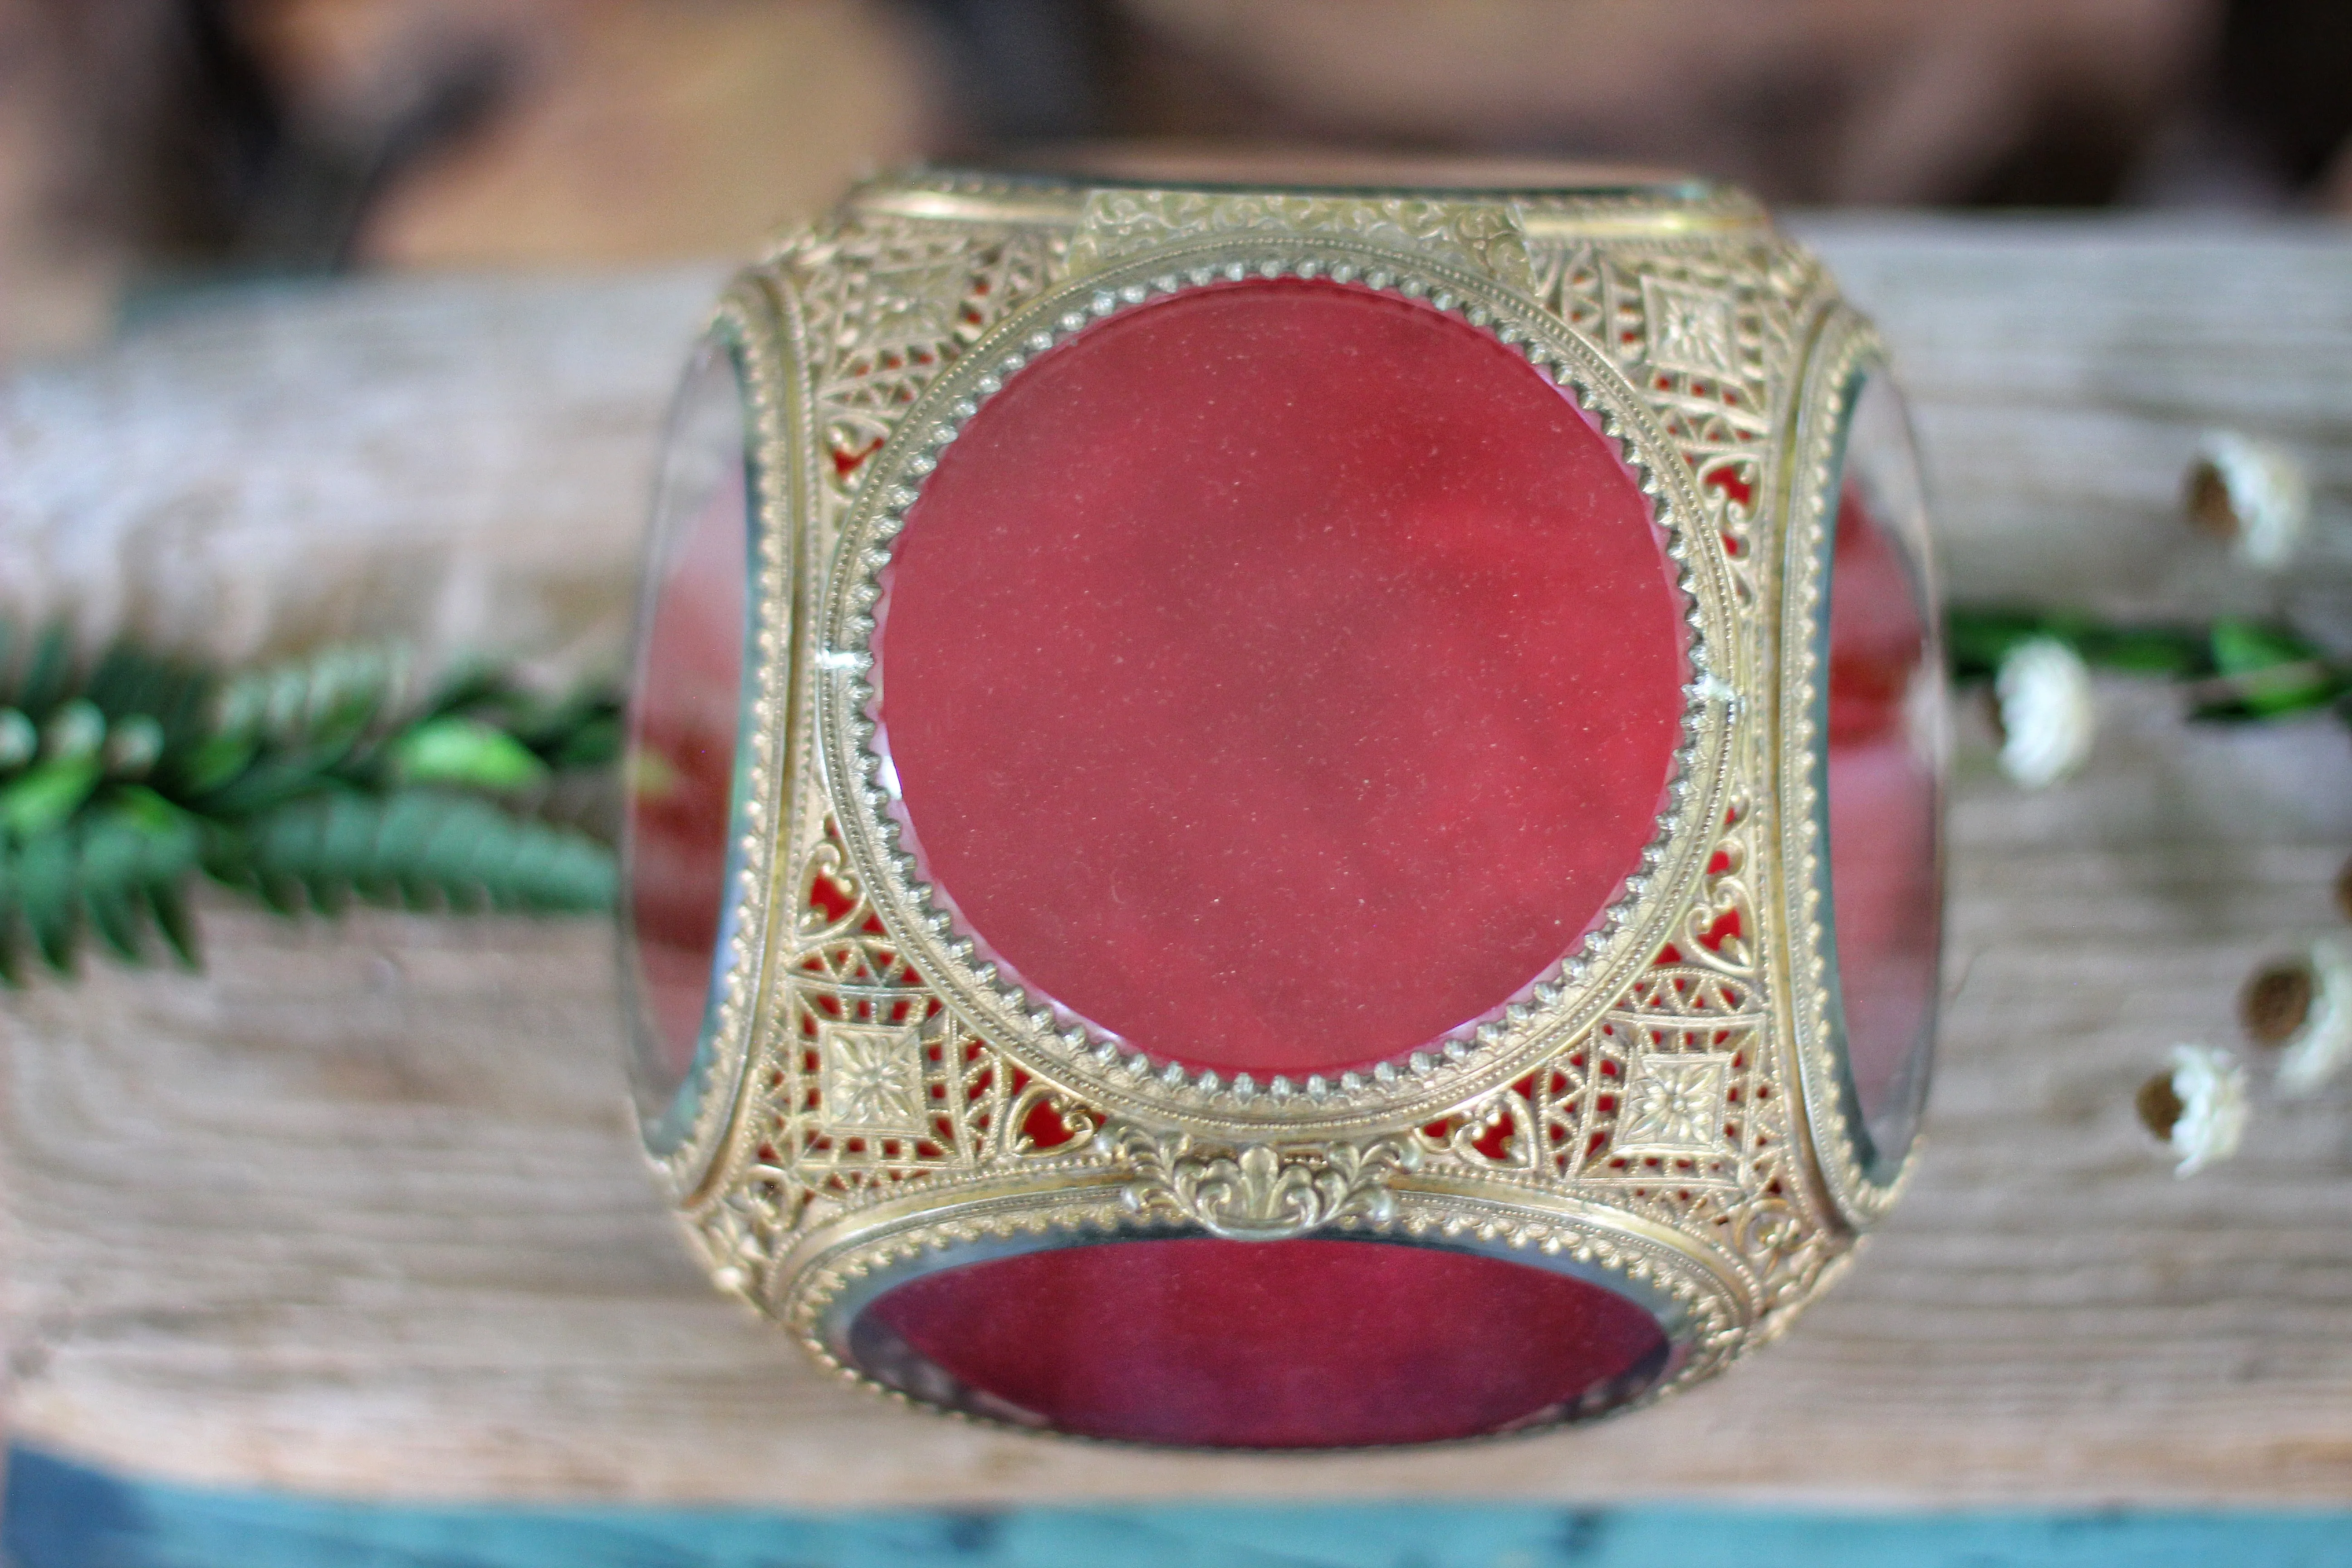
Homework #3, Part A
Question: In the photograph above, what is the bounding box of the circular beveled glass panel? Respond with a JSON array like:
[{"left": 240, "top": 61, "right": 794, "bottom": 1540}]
[
  {"left": 622, "top": 337, "right": 755, "bottom": 1149},
  {"left": 850, "top": 1236, "right": 1673, "bottom": 1446},
  {"left": 876, "top": 279, "right": 1687, "bottom": 1078},
  {"left": 1821, "top": 369, "right": 1944, "bottom": 1176}
]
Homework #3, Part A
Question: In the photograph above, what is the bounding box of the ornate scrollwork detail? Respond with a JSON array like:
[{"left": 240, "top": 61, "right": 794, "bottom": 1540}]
[
  {"left": 1672, "top": 791, "right": 1758, "bottom": 976},
  {"left": 1001, "top": 1078, "right": 1101, "bottom": 1159},
  {"left": 1107, "top": 1124, "right": 1422, "bottom": 1240},
  {"left": 689, "top": 1160, "right": 805, "bottom": 1300}
]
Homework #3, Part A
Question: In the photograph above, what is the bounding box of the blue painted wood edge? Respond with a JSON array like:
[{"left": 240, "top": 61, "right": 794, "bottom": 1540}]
[{"left": 9, "top": 1444, "right": 2352, "bottom": 1568}]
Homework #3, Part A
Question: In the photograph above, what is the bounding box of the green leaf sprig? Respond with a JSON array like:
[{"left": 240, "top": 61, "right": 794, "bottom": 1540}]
[
  {"left": 0, "top": 623, "right": 623, "bottom": 985},
  {"left": 1947, "top": 608, "right": 2351, "bottom": 725}
]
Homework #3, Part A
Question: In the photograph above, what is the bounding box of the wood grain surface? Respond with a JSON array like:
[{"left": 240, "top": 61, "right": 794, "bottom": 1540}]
[{"left": 1, "top": 217, "right": 2349, "bottom": 1506}]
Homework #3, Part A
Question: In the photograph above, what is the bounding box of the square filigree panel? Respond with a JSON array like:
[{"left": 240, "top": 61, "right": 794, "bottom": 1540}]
[
  {"left": 815, "top": 1021, "right": 928, "bottom": 1137},
  {"left": 1614, "top": 1049, "right": 1735, "bottom": 1159}
]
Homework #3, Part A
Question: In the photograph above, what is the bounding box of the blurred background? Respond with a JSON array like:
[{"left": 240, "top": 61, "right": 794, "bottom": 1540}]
[{"left": 4, "top": 0, "right": 2350, "bottom": 363}]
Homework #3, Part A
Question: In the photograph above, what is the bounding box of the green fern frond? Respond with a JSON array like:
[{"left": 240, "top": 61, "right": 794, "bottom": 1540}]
[
  {"left": 0, "top": 787, "right": 206, "bottom": 983},
  {"left": 207, "top": 790, "right": 614, "bottom": 917},
  {"left": 0, "top": 620, "right": 623, "bottom": 985},
  {"left": 414, "top": 661, "right": 625, "bottom": 773},
  {"left": 10, "top": 624, "right": 74, "bottom": 716}
]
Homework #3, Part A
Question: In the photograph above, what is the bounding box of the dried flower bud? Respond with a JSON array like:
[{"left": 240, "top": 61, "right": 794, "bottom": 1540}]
[
  {"left": 103, "top": 714, "right": 164, "bottom": 777},
  {"left": 0, "top": 709, "right": 34, "bottom": 770},
  {"left": 2186, "top": 431, "right": 2312, "bottom": 571},
  {"left": 2242, "top": 960, "right": 2314, "bottom": 1047},
  {"left": 2269, "top": 937, "right": 2352, "bottom": 1097},
  {"left": 1993, "top": 637, "right": 2095, "bottom": 789},
  {"left": 2137, "top": 1043, "right": 2247, "bottom": 1177}
]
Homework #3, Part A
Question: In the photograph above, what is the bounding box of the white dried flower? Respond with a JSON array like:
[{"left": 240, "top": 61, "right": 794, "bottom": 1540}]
[
  {"left": 2138, "top": 1043, "right": 2248, "bottom": 1177},
  {"left": 2273, "top": 937, "right": 2352, "bottom": 1098},
  {"left": 1993, "top": 637, "right": 2095, "bottom": 789},
  {"left": 2188, "top": 431, "right": 2312, "bottom": 571}
]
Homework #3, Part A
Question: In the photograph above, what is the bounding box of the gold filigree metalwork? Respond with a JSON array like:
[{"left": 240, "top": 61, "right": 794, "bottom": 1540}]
[
  {"left": 1066, "top": 188, "right": 1536, "bottom": 289},
  {"left": 637, "top": 164, "right": 1928, "bottom": 1437}
]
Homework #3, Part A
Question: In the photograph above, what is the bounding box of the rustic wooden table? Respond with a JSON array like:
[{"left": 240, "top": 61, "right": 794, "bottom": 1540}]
[{"left": 1, "top": 218, "right": 2348, "bottom": 1508}]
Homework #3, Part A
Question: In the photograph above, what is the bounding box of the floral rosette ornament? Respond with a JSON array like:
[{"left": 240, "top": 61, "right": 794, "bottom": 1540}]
[{"left": 617, "top": 160, "right": 1948, "bottom": 1447}]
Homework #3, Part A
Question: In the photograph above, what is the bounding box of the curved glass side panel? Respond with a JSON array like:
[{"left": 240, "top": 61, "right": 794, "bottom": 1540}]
[
  {"left": 1818, "top": 368, "right": 1945, "bottom": 1178},
  {"left": 622, "top": 336, "right": 757, "bottom": 1152}
]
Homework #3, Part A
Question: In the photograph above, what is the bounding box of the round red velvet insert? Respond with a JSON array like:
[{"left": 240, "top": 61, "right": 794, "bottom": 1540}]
[
  {"left": 862, "top": 1237, "right": 1670, "bottom": 1446},
  {"left": 624, "top": 343, "right": 750, "bottom": 1127},
  {"left": 1823, "top": 373, "right": 1941, "bottom": 1166},
  {"left": 878, "top": 280, "right": 1686, "bottom": 1076}
]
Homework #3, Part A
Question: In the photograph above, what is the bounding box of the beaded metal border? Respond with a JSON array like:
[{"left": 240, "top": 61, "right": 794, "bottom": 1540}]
[
  {"left": 812, "top": 235, "right": 1743, "bottom": 1140},
  {"left": 770, "top": 1176, "right": 1748, "bottom": 1448},
  {"left": 1775, "top": 304, "right": 1933, "bottom": 1230}
]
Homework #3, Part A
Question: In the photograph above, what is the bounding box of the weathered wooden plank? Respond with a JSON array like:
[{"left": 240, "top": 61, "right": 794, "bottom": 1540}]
[
  {"left": 10, "top": 1446, "right": 2352, "bottom": 1568},
  {"left": 0, "top": 267, "right": 725, "bottom": 682},
  {"left": 1798, "top": 215, "right": 2352, "bottom": 633},
  {"left": 1, "top": 218, "right": 2349, "bottom": 1506}
]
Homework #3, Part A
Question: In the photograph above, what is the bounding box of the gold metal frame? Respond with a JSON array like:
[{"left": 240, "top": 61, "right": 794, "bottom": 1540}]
[
  {"left": 1776, "top": 308, "right": 1934, "bottom": 1229},
  {"left": 632, "top": 166, "right": 1935, "bottom": 1439},
  {"left": 821, "top": 236, "right": 1735, "bottom": 1137}
]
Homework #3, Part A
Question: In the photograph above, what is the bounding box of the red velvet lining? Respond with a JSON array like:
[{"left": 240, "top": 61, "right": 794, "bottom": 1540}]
[
  {"left": 879, "top": 279, "right": 1685, "bottom": 1075},
  {"left": 862, "top": 1236, "right": 1671, "bottom": 1447}
]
